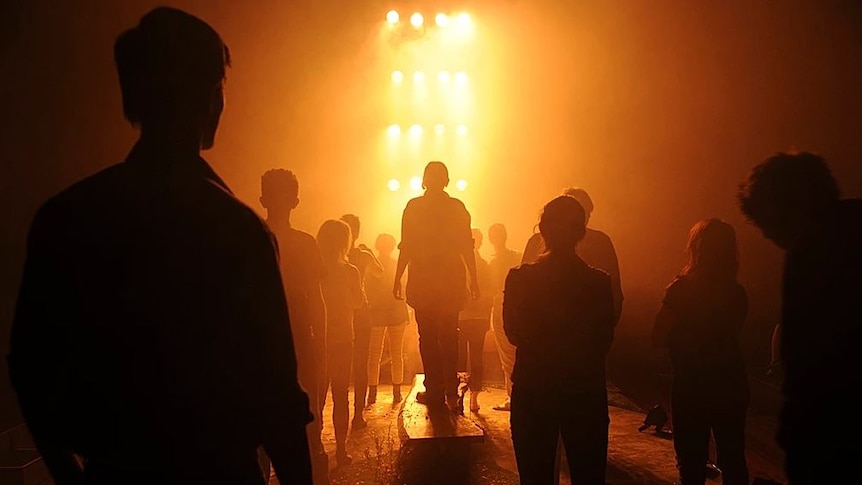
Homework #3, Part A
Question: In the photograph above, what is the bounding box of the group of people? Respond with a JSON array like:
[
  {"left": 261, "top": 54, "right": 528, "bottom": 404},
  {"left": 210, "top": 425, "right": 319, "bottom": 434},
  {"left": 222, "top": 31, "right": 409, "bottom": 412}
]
[{"left": 7, "top": 7, "right": 861, "bottom": 485}]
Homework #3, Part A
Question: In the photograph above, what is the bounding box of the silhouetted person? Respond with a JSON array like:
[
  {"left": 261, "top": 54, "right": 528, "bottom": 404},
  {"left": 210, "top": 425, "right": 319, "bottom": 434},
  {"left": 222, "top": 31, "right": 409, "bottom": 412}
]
[
  {"left": 260, "top": 168, "right": 330, "bottom": 484},
  {"left": 339, "top": 213, "right": 383, "bottom": 429},
  {"left": 366, "top": 233, "right": 409, "bottom": 405},
  {"left": 737, "top": 152, "right": 862, "bottom": 484},
  {"left": 652, "top": 219, "right": 750, "bottom": 485},
  {"left": 504, "top": 196, "right": 614, "bottom": 485},
  {"left": 487, "top": 223, "right": 522, "bottom": 411},
  {"left": 7, "top": 8, "right": 312, "bottom": 484},
  {"left": 522, "top": 187, "right": 623, "bottom": 325},
  {"left": 458, "top": 228, "right": 493, "bottom": 412},
  {"left": 393, "top": 161, "right": 480, "bottom": 411},
  {"left": 317, "top": 220, "right": 364, "bottom": 467}
]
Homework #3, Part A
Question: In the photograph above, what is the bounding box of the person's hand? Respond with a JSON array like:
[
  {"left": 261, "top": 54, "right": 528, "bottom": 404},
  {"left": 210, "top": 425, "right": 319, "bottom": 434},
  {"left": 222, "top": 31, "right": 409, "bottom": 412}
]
[
  {"left": 393, "top": 281, "right": 403, "bottom": 300},
  {"left": 469, "top": 279, "right": 480, "bottom": 300}
]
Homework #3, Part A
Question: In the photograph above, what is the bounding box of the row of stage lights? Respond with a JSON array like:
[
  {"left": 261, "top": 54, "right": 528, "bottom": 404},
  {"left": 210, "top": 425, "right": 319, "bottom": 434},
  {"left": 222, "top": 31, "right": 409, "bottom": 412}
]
[
  {"left": 388, "top": 177, "right": 468, "bottom": 192},
  {"left": 385, "top": 10, "right": 472, "bottom": 30},
  {"left": 387, "top": 123, "right": 468, "bottom": 137},
  {"left": 391, "top": 70, "right": 468, "bottom": 85}
]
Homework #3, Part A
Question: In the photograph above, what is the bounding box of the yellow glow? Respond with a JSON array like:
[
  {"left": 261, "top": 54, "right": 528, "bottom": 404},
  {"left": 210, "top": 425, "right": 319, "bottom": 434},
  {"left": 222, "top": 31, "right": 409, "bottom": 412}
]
[
  {"left": 413, "top": 71, "right": 425, "bottom": 83},
  {"left": 435, "top": 13, "right": 449, "bottom": 27},
  {"left": 386, "top": 10, "right": 399, "bottom": 24},
  {"left": 391, "top": 70, "right": 404, "bottom": 83},
  {"left": 457, "top": 13, "right": 472, "bottom": 27},
  {"left": 455, "top": 71, "right": 468, "bottom": 86},
  {"left": 434, "top": 123, "right": 445, "bottom": 135},
  {"left": 438, "top": 71, "right": 451, "bottom": 83},
  {"left": 409, "top": 124, "right": 423, "bottom": 137},
  {"left": 456, "top": 179, "right": 468, "bottom": 191},
  {"left": 387, "top": 124, "right": 401, "bottom": 137},
  {"left": 456, "top": 124, "right": 468, "bottom": 136},
  {"left": 410, "top": 12, "right": 424, "bottom": 28},
  {"left": 409, "top": 176, "right": 423, "bottom": 191},
  {"left": 387, "top": 179, "right": 400, "bottom": 191}
]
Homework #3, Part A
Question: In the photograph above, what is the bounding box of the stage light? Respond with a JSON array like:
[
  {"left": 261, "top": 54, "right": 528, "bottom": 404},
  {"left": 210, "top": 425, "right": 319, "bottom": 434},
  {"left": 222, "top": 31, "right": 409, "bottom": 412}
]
[
  {"left": 434, "top": 123, "right": 445, "bottom": 135},
  {"left": 409, "top": 124, "right": 423, "bottom": 136},
  {"left": 456, "top": 12, "right": 472, "bottom": 27},
  {"left": 387, "top": 124, "right": 401, "bottom": 137},
  {"left": 413, "top": 71, "right": 425, "bottom": 83},
  {"left": 454, "top": 71, "right": 468, "bottom": 86},
  {"left": 438, "top": 71, "right": 451, "bottom": 83},
  {"left": 410, "top": 176, "right": 423, "bottom": 191},
  {"left": 391, "top": 70, "right": 404, "bottom": 83},
  {"left": 456, "top": 179, "right": 468, "bottom": 191},
  {"left": 456, "top": 124, "right": 468, "bottom": 136},
  {"left": 435, "top": 13, "right": 449, "bottom": 27},
  {"left": 387, "top": 179, "right": 400, "bottom": 191},
  {"left": 386, "top": 10, "right": 399, "bottom": 24},
  {"left": 410, "top": 12, "right": 423, "bottom": 28}
]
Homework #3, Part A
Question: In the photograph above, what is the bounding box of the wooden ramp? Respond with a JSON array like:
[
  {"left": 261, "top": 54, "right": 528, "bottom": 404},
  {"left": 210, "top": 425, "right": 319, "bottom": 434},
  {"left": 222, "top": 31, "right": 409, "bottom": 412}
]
[{"left": 398, "top": 374, "right": 485, "bottom": 444}]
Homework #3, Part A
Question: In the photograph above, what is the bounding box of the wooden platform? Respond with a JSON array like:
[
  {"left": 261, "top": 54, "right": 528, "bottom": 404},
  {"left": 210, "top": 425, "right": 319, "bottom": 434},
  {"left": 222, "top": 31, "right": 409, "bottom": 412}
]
[{"left": 398, "top": 374, "right": 485, "bottom": 444}]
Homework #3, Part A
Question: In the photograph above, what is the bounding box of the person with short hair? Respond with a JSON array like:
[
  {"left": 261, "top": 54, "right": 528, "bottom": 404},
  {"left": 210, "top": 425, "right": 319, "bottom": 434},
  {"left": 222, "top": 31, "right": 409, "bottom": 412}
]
[
  {"left": 8, "top": 8, "right": 312, "bottom": 484},
  {"left": 737, "top": 152, "right": 862, "bottom": 484},
  {"left": 487, "top": 223, "right": 522, "bottom": 411},
  {"left": 458, "top": 228, "right": 494, "bottom": 412},
  {"left": 504, "top": 195, "right": 615, "bottom": 485}
]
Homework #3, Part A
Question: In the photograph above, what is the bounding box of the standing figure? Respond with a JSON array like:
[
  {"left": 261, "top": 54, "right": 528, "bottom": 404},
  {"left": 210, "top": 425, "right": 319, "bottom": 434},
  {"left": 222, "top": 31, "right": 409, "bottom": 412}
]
[
  {"left": 652, "top": 219, "right": 750, "bottom": 485},
  {"left": 340, "top": 214, "right": 383, "bottom": 429},
  {"left": 522, "top": 187, "right": 623, "bottom": 325},
  {"left": 366, "top": 233, "right": 410, "bottom": 405},
  {"left": 317, "top": 220, "right": 364, "bottom": 467},
  {"left": 260, "top": 168, "right": 330, "bottom": 484},
  {"left": 393, "top": 161, "right": 480, "bottom": 411},
  {"left": 504, "top": 195, "right": 615, "bottom": 485},
  {"left": 737, "top": 152, "right": 862, "bottom": 484},
  {"left": 7, "top": 8, "right": 313, "bottom": 484},
  {"left": 487, "top": 223, "right": 522, "bottom": 411},
  {"left": 458, "top": 228, "right": 494, "bottom": 412}
]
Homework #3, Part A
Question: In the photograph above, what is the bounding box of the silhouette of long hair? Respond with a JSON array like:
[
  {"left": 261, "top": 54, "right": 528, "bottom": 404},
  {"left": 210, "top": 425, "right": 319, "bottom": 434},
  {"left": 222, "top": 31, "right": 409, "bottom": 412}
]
[
  {"left": 681, "top": 218, "right": 739, "bottom": 281},
  {"left": 538, "top": 195, "right": 586, "bottom": 257},
  {"left": 317, "top": 220, "right": 352, "bottom": 264}
]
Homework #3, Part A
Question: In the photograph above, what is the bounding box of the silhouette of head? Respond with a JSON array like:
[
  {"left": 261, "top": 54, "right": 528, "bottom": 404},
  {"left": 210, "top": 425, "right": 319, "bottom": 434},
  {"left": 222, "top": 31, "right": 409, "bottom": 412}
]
[
  {"left": 423, "top": 161, "right": 449, "bottom": 191},
  {"left": 114, "top": 7, "right": 230, "bottom": 150},
  {"left": 738, "top": 152, "right": 839, "bottom": 250},
  {"left": 488, "top": 223, "right": 507, "bottom": 250},
  {"left": 375, "top": 233, "right": 397, "bottom": 256},
  {"left": 317, "top": 219, "right": 352, "bottom": 264},
  {"left": 340, "top": 214, "right": 360, "bottom": 244},
  {"left": 471, "top": 228, "right": 483, "bottom": 251},
  {"left": 682, "top": 218, "right": 739, "bottom": 281},
  {"left": 539, "top": 196, "right": 586, "bottom": 255},
  {"left": 562, "top": 187, "right": 594, "bottom": 225},
  {"left": 260, "top": 169, "right": 299, "bottom": 215}
]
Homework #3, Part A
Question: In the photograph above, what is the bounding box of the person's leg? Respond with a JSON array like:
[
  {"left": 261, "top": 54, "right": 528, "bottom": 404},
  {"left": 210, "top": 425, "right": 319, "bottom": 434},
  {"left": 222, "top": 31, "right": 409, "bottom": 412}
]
[
  {"left": 329, "top": 341, "right": 353, "bottom": 465},
  {"left": 559, "top": 392, "right": 608, "bottom": 485},
  {"left": 465, "top": 321, "right": 487, "bottom": 392},
  {"left": 712, "top": 405, "right": 750, "bottom": 485},
  {"left": 457, "top": 320, "right": 469, "bottom": 374},
  {"left": 671, "top": 384, "right": 711, "bottom": 485},
  {"left": 352, "top": 311, "right": 372, "bottom": 425},
  {"left": 388, "top": 323, "right": 407, "bottom": 402},
  {"left": 414, "top": 309, "right": 444, "bottom": 404},
  {"left": 366, "top": 325, "right": 386, "bottom": 404},
  {"left": 439, "top": 309, "right": 461, "bottom": 405},
  {"left": 511, "top": 384, "right": 561, "bottom": 485},
  {"left": 491, "top": 301, "right": 516, "bottom": 407}
]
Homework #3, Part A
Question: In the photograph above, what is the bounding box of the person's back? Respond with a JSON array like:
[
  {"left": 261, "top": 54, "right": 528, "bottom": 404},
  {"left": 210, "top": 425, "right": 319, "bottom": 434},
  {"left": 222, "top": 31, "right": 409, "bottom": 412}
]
[{"left": 321, "top": 260, "right": 363, "bottom": 345}]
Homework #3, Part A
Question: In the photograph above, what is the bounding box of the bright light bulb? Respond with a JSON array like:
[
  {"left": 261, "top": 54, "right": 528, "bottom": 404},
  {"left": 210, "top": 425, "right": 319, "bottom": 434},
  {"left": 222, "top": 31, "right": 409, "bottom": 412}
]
[
  {"left": 409, "top": 176, "right": 423, "bottom": 191},
  {"left": 391, "top": 70, "right": 404, "bottom": 83},
  {"left": 387, "top": 124, "right": 401, "bottom": 137},
  {"left": 409, "top": 124, "right": 423, "bottom": 136},
  {"left": 410, "top": 12, "right": 423, "bottom": 28},
  {"left": 457, "top": 13, "right": 472, "bottom": 27},
  {"left": 456, "top": 179, "right": 468, "bottom": 191},
  {"left": 386, "top": 10, "right": 399, "bottom": 24},
  {"left": 438, "top": 71, "right": 451, "bottom": 83},
  {"left": 435, "top": 13, "right": 449, "bottom": 27},
  {"left": 434, "top": 124, "right": 445, "bottom": 135},
  {"left": 413, "top": 71, "right": 425, "bottom": 83},
  {"left": 456, "top": 124, "right": 468, "bottom": 136},
  {"left": 454, "top": 71, "right": 468, "bottom": 86},
  {"left": 387, "top": 179, "right": 400, "bottom": 191}
]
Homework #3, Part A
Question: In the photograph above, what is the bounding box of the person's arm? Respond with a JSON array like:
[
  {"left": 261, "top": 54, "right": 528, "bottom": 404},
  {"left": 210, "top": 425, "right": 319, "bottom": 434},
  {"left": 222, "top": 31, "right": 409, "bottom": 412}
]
[
  {"left": 597, "top": 274, "right": 616, "bottom": 354},
  {"left": 309, "top": 247, "right": 327, "bottom": 358},
  {"left": 604, "top": 237, "right": 624, "bottom": 326},
  {"left": 349, "top": 265, "right": 364, "bottom": 309},
  {"left": 9, "top": 207, "right": 85, "bottom": 485},
  {"left": 502, "top": 269, "right": 527, "bottom": 347},
  {"left": 651, "top": 285, "right": 679, "bottom": 349},
  {"left": 393, "top": 206, "right": 411, "bottom": 300},
  {"left": 358, "top": 245, "right": 384, "bottom": 278},
  {"left": 461, "top": 210, "right": 480, "bottom": 299}
]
